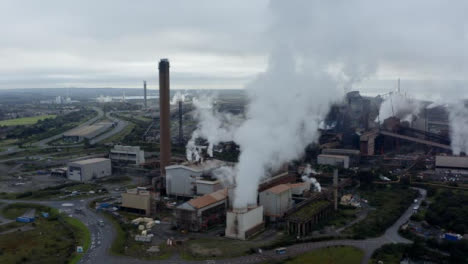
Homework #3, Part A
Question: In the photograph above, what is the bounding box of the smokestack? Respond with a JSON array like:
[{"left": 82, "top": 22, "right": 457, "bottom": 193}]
[
  {"left": 144, "top": 80, "right": 147, "bottom": 108},
  {"left": 333, "top": 169, "right": 338, "bottom": 211},
  {"left": 159, "top": 59, "right": 171, "bottom": 176},
  {"left": 178, "top": 100, "right": 183, "bottom": 145}
]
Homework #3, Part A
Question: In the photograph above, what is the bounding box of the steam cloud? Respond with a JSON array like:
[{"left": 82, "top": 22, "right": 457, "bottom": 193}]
[
  {"left": 449, "top": 102, "right": 468, "bottom": 155},
  {"left": 187, "top": 0, "right": 468, "bottom": 208},
  {"left": 170, "top": 91, "right": 186, "bottom": 105},
  {"left": 376, "top": 92, "right": 421, "bottom": 124},
  {"left": 301, "top": 164, "right": 321, "bottom": 192},
  {"left": 186, "top": 96, "right": 241, "bottom": 161}
]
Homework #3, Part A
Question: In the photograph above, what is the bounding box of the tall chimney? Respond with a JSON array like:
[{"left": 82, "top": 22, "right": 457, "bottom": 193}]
[
  {"left": 178, "top": 100, "right": 184, "bottom": 145},
  {"left": 159, "top": 59, "right": 171, "bottom": 176},
  {"left": 143, "top": 80, "right": 147, "bottom": 108},
  {"left": 333, "top": 169, "right": 338, "bottom": 211}
]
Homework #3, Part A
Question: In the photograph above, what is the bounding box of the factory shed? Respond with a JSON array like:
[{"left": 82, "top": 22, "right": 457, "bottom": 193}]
[
  {"left": 196, "top": 179, "right": 223, "bottom": 195},
  {"left": 63, "top": 122, "right": 113, "bottom": 143},
  {"left": 67, "top": 158, "right": 111, "bottom": 182},
  {"left": 259, "top": 184, "right": 293, "bottom": 219},
  {"left": 286, "top": 200, "right": 333, "bottom": 237},
  {"left": 288, "top": 182, "right": 311, "bottom": 196},
  {"left": 317, "top": 154, "right": 350, "bottom": 169},
  {"left": 174, "top": 189, "right": 228, "bottom": 232},
  {"left": 435, "top": 155, "right": 468, "bottom": 175},
  {"left": 322, "top": 148, "right": 360, "bottom": 166}
]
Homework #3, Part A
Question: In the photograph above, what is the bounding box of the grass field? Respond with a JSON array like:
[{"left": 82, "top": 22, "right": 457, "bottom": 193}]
[
  {"left": 282, "top": 246, "right": 363, "bottom": 264},
  {"left": 102, "top": 122, "right": 135, "bottom": 144},
  {"left": 66, "top": 216, "right": 91, "bottom": 264},
  {"left": 344, "top": 185, "right": 417, "bottom": 238},
  {"left": 0, "top": 115, "right": 57, "bottom": 126},
  {"left": 0, "top": 203, "right": 89, "bottom": 264},
  {"left": 1, "top": 205, "right": 29, "bottom": 219},
  {"left": 182, "top": 233, "right": 286, "bottom": 260}
]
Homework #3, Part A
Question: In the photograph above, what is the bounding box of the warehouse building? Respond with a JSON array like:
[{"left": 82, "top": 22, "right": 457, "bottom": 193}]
[
  {"left": 121, "top": 187, "right": 152, "bottom": 215},
  {"left": 110, "top": 145, "right": 145, "bottom": 165},
  {"left": 165, "top": 160, "right": 229, "bottom": 197},
  {"left": 317, "top": 154, "right": 350, "bottom": 169},
  {"left": 67, "top": 158, "right": 112, "bottom": 182},
  {"left": 322, "top": 148, "right": 360, "bottom": 166},
  {"left": 435, "top": 155, "right": 468, "bottom": 175},
  {"left": 174, "top": 189, "right": 227, "bottom": 232},
  {"left": 63, "top": 122, "right": 113, "bottom": 143},
  {"left": 259, "top": 184, "right": 293, "bottom": 220}
]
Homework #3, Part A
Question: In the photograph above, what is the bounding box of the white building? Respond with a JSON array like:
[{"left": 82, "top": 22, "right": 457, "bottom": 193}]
[
  {"left": 259, "top": 184, "right": 293, "bottom": 219},
  {"left": 225, "top": 206, "right": 264, "bottom": 240},
  {"left": 110, "top": 145, "right": 145, "bottom": 165},
  {"left": 68, "top": 158, "right": 112, "bottom": 182},
  {"left": 165, "top": 160, "right": 229, "bottom": 197},
  {"left": 317, "top": 154, "right": 350, "bottom": 169}
]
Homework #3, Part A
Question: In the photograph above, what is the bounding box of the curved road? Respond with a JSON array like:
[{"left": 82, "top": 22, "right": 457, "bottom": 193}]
[
  {"left": 0, "top": 187, "right": 426, "bottom": 264},
  {"left": 32, "top": 106, "right": 104, "bottom": 147}
]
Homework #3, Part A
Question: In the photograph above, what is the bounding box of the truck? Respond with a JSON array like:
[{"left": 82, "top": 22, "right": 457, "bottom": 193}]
[
  {"left": 275, "top": 247, "right": 287, "bottom": 255},
  {"left": 443, "top": 233, "right": 462, "bottom": 241}
]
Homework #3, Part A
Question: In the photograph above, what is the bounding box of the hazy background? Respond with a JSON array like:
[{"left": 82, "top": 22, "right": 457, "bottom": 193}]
[{"left": 0, "top": 0, "right": 466, "bottom": 100}]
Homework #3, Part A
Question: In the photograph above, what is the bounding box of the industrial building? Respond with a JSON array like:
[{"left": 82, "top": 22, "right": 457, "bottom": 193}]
[
  {"left": 165, "top": 160, "right": 229, "bottom": 197},
  {"left": 110, "top": 145, "right": 145, "bottom": 165},
  {"left": 286, "top": 200, "right": 333, "bottom": 237},
  {"left": 259, "top": 184, "right": 293, "bottom": 220},
  {"left": 317, "top": 154, "right": 350, "bottom": 169},
  {"left": 174, "top": 189, "right": 227, "bottom": 232},
  {"left": 225, "top": 206, "right": 264, "bottom": 240},
  {"left": 121, "top": 187, "right": 153, "bottom": 215},
  {"left": 63, "top": 122, "right": 113, "bottom": 143},
  {"left": 322, "top": 148, "right": 360, "bottom": 166},
  {"left": 435, "top": 155, "right": 468, "bottom": 175},
  {"left": 67, "top": 158, "right": 112, "bottom": 182}
]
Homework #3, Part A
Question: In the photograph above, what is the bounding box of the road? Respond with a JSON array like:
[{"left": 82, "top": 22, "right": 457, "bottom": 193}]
[
  {"left": 32, "top": 106, "right": 104, "bottom": 148},
  {"left": 90, "top": 111, "right": 129, "bottom": 145},
  {"left": 0, "top": 187, "right": 426, "bottom": 264}
]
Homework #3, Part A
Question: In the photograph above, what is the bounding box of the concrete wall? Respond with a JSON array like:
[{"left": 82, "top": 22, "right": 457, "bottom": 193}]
[
  {"left": 165, "top": 166, "right": 202, "bottom": 197},
  {"left": 259, "top": 190, "right": 292, "bottom": 217},
  {"left": 225, "top": 206, "right": 264, "bottom": 240}
]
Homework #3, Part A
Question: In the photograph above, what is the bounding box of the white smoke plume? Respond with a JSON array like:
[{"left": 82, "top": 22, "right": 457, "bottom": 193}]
[
  {"left": 170, "top": 91, "right": 186, "bottom": 105},
  {"left": 186, "top": 96, "right": 241, "bottom": 162},
  {"left": 301, "top": 164, "right": 321, "bottom": 192},
  {"left": 376, "top": 93, "right": 421, "bottom": 124},
  {"left": 449, "top": 102, "right": 468, "bottom": 155},
  {"left": 212, "top": 166, "right": 236, "bottom": 187}
]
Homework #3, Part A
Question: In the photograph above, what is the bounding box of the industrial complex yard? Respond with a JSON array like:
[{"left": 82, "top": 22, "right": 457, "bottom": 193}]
[{"left": 1, "top": 2, "right": 468, "bottom": 264}]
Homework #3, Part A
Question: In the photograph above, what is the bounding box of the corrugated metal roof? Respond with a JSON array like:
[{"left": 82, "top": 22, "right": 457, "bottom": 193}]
[
  {"left": 266, "top": 184, "right": 291, "bottom": 194},
  {"left": 188, "top": 188, "right": 227, "bottom": 209},
  {"left": 71, "top": 158, "right": 109, "bottom": 165},
  {"left": 436, "top": 155, "right": 468, "bottom": 169}
]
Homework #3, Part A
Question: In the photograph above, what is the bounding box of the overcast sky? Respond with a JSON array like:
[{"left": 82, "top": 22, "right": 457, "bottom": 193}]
[{"left": 0, "top": 0, "right": 466, "bottom": 97}]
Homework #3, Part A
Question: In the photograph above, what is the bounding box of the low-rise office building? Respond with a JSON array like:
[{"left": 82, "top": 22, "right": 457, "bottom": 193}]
[{"left": 121, "top": 187, "right": 152, "bottom": 215}]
